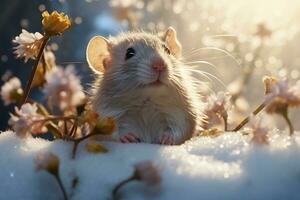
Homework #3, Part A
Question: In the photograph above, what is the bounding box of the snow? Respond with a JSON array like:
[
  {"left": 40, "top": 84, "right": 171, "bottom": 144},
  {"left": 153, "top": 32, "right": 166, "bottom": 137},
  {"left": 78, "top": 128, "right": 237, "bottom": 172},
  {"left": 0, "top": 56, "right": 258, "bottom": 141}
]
[{"left": 0, "top": 130, "right": 300, "bottom": 200}]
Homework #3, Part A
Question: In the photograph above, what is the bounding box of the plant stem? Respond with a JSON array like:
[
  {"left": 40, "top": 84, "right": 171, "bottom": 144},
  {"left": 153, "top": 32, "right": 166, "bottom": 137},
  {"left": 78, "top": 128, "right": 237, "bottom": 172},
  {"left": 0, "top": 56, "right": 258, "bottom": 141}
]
[
  {"left": 233, "top": 101, "right": 266, "bottom": 131},
  {"left": 71, "top": 132, "right": 98, "bottom": 159},
  {"left": 222, "top": 115, "right": 228, "bottom": 131},
  {"left": 112, "top": 176, "right": 135, "bottom": 200},
  {"left": 281, "top": 110, "right": 294, "bottom": 136},
  {"left": 20, "top": 35, "right": 50, "bottom": 106},
  {"left": 54, "top": 174, "right": 68, "bottom": 200},
  {"left": 34, "top": 115, "right": 76, "bottom": 124}
]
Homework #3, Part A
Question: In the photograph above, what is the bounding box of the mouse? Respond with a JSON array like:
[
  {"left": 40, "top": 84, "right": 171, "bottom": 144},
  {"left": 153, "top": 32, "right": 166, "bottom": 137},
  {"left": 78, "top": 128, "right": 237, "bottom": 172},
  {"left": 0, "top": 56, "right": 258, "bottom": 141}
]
[{"left": 86, "top": 27, "right": 203, "bottom": 145}]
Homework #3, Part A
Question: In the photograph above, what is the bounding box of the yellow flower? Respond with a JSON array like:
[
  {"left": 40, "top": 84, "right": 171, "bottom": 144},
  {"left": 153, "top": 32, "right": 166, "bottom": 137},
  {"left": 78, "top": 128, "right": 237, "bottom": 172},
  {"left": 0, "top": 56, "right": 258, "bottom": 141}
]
[
  {"left": 79, "top": 109, "right": 99, "bottom": 126},
  {"left": 85, "top": 142, "right": 108, "bottom": 153},
  {"left": 42, "top": 11, "right": 71, "bottom": 36},
  {"left": 93, "top": 117, "right": 116, "bottom": 135},
  {"left": 35, "top": 152, "right": 60, "bottom": 176}
]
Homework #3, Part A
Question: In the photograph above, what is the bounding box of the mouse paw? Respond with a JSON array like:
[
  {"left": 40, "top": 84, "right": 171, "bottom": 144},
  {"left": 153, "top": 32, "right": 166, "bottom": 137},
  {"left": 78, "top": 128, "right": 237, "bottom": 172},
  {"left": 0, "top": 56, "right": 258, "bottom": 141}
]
[
  {"left": 119, "top": 132, "right": 141, "bottom": 143},
  {"left": 159, "top": 133, "right": 175, "bottom": 145}
]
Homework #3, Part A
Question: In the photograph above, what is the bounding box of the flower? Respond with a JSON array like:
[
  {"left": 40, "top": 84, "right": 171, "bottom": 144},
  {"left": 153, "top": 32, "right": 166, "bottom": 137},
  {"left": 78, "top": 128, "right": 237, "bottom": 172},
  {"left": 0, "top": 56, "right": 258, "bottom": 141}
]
[
  {"left": 35, "top": 152, "right": 59, "bottom": 176},
  {"left": 0, "top": 77, "right": 23, "bottom": 105},
  {"left": 93, "top": 117, "right": 116, "bottom": 135},
  {"left": 79, "top": 109, "right": 99, "bottom": 125},
  {"left": 263, "top": 76, "right": 300, "bottom": 113},
  {"left": 247, "top": 114, "right": 271, "bottom": 145},
  {"left": 43, "top": 65, "right": 86, "bottom": 111},
  {"left": 133, "top": 161, "right": 161, "bottom": 186},
  {"left": 8, "top": 103, "right": 47, "bottom": 137},
  {"left": 203, "top": 92, "right": 231, "bottom": 128},
  {"left": 42, "top": 11, "right": 71, "bottom": 36},
  {"left": 12, "top": 29, "right": 44, "bottom": 62},
  {"left": 85, "top": 142, "right": 108, "bottom": 153}
]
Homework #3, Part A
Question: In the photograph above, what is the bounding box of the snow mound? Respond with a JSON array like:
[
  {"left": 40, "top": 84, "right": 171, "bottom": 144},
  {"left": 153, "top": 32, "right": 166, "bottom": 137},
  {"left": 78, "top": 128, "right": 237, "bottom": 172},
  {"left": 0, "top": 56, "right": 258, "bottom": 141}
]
[{"left": 0, "top": 130, "right": 300, "bottom": 200}]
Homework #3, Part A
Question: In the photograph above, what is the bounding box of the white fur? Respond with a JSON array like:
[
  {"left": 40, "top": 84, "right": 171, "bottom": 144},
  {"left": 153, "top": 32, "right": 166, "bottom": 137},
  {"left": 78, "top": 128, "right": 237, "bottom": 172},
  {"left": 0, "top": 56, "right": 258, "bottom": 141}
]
[{"left": 89, "top": 31, "right": 203, "bottom": 144}]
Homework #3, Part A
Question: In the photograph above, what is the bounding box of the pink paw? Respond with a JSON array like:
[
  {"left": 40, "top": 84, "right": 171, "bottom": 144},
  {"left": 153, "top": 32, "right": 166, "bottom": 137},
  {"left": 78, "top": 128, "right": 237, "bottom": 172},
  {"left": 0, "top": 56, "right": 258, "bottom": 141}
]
[
  {"left": 159, "top": 133, "right": 175, "bottom": 145},
  {"left": 119, "top": 132, "right": 141, "bottom": 143}
]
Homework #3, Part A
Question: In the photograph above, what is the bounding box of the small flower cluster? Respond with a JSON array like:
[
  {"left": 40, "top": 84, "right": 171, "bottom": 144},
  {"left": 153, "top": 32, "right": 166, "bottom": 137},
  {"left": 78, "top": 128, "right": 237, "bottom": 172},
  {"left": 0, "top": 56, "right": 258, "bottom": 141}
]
[
  {"left": 12, "top": 29, "right": 44, "bottom": 62},
  {"left": 9, "top": 103, "right": 47, "bottom": 137},
  {"left": 247, "top": 114, "right": 271, "bottom": 145},
  {"left": 2, "top": 10, "right": 116, "bottom": 156},
  {"left": 203, "top": 92, "right": 232, "bottom": 131},
  {"left": 43, "top": 65, "right": 86, "bottom": 111},
  {"left": 263, "top": 76, "right": 300, "bottom": 112}
]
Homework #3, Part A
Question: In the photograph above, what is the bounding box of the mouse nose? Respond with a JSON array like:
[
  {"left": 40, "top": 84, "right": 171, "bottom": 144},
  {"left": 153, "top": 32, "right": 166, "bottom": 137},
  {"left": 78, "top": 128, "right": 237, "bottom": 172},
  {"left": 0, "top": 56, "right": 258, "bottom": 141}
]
[{"left": 152, "top": 58, "right": 166, "bottom": 72}]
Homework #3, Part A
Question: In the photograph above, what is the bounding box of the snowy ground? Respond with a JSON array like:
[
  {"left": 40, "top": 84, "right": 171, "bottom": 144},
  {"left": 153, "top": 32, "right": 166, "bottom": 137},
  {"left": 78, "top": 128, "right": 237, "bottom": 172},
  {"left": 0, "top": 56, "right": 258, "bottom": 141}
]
[{"left": 0, "top": 130, "right": 300, "bottom": 200}]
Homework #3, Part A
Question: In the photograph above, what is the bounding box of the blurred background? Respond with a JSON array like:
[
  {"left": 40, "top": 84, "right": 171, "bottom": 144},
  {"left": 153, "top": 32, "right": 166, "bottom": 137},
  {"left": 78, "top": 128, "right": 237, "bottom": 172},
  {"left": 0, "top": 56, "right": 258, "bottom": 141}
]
[{"left": 1, "top": 0, "right": 300, "bottom": 131}]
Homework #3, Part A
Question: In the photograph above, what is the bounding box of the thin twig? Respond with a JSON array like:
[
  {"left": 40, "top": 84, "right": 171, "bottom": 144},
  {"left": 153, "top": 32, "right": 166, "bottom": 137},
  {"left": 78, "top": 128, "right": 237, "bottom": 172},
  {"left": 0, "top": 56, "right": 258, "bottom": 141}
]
[
  {"left": 54, "top": 174, "right": 68, "bottom": 200},
  {"left": 233, "top": 102, "right": 266, "bottom": 131},
  {"left": 71, "top": 132, "right": 98, "bottom": 159},
  {"left": 112, "top": 176, "right": 135, "bottom": 200},
  {"left": 20, "top": 35, "right": 50, "bottom": 106},
  {"left": 34, "top": 115, "right": 76, "bottom": 124},
  {"left": 222, "top": 115, "right": 228, "bottom": 131},
  {"left": 281, "top": 111, "right": 294, "bottom": 135}
]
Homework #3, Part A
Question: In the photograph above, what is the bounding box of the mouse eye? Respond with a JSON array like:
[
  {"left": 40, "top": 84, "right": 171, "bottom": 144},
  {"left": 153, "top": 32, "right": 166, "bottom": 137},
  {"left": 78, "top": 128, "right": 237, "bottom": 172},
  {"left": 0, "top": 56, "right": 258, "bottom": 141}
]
[
  {"left": 162, "top": 44, "right": 171, "bottom": 55},
  {"left": 125, "top": 47, "right": 135, "bottom": 60}
]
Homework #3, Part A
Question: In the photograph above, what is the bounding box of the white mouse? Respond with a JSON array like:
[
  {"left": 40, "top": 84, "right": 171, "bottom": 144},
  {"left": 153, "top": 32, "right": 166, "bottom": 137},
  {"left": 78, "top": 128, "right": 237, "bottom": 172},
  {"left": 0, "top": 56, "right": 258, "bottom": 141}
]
[{"left": 86, "top": 27, "right": 203, "bottom": 145}]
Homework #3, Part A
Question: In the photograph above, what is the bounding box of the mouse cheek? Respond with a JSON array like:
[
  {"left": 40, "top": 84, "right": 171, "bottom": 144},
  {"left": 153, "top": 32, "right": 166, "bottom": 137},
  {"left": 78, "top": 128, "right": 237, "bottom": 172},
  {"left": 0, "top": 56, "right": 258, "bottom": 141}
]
[{"left": 103, "top": 56, "right": 112, "bottom": 71}]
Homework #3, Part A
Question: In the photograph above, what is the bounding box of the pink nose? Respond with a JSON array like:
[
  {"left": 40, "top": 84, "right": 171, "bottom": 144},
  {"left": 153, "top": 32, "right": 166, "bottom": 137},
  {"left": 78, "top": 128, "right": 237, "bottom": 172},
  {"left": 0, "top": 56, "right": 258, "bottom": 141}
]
[{"left": 152, "top": 58, "right": 166, "bottom": 72}]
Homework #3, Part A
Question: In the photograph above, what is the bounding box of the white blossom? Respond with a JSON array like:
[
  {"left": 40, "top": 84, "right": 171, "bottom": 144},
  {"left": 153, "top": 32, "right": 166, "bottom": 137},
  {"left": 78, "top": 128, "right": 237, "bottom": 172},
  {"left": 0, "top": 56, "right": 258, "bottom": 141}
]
[
  {"left": 12, "top": 29, "right": 44, "bottom": 62},
  {"left": 247, "top": 114, "right": 271, "bottom": 145},
  {"left": 0, "top": 77, "right": 23, "bottom": 105},
  {"left": 263, "top": 77, "right": 300, "bottom": 113},
  {"left": 8, "top": 103, "right": 47, "bottom": 137},
  {"left": 203, "top": 92, "right": 232, "bottom": 128},
  {"left": 43, "top": 65, "right": 86, "bottom": 111}
]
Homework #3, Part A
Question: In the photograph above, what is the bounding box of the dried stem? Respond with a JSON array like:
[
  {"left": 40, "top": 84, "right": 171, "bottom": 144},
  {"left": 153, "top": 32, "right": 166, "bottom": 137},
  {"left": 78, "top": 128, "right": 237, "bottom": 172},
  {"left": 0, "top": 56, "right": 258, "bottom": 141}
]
[
  {"left": 233, "top": 101, "right": 266, "bottom": 131},
  {"left": 71, "top": 132, "right": 99, "bottom": 159},
  {"left": 54, "top": 174, "right": 68, "bottom": 200},
  {"left": 281, "top": 109, "right": 294, "bottom": 136},
  {"left": 33, "top": 115, "right": 76, "bottom": 124},
  {"left": 20, "top": 35, "right": 50, "bottom": 106},
  {"left": 222, "top": 115, "right": 228, "bottom": 131},
  {"left": 112, "top": 175, "right": 135, "bottom": 200}
]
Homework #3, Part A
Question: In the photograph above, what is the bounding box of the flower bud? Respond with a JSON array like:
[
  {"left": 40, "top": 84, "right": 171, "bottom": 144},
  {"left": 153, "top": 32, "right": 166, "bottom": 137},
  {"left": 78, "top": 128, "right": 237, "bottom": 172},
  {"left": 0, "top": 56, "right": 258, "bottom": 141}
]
[
  {"left": 42, "top": 11, "right": 71, "bottom": 36},
  {"left": 35, "top": 152, "right": 59, "bottom": 176}
]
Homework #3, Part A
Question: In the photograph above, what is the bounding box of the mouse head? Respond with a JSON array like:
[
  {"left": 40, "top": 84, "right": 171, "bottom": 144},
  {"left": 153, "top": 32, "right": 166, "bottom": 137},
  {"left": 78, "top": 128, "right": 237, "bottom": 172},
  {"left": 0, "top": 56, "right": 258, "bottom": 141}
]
[{"left": 86, "top": 27, "right": 182, "bottom": 90}]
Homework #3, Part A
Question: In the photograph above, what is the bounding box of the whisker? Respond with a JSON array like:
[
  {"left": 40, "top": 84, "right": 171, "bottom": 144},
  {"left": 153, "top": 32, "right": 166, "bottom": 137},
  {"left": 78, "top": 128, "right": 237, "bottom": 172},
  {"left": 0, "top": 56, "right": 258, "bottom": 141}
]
[
  {"left": 186, "top": 47, "right": 241, "bottom": 67},
  {"left": 186, "top": 69, "right": 226, "bottom": 89},
  {"left": 59, "top": 61, "right": 86, "bottom": 65},
  {"left": 183, "top": 60, "right": 218, "bottom": 70},
  {"left": 187, "top": 53, "right": 239, "bottom": 62}
]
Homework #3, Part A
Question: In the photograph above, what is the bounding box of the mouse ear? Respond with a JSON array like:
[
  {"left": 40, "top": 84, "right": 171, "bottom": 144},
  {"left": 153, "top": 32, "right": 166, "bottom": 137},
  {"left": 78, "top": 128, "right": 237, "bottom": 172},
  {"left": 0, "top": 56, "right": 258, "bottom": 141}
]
[
  {"left": 163, "top": 27, "right": 182, "bottom": 57},
  {"left": 86, "top": 36, "right": 110, "bottom": 74}
]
